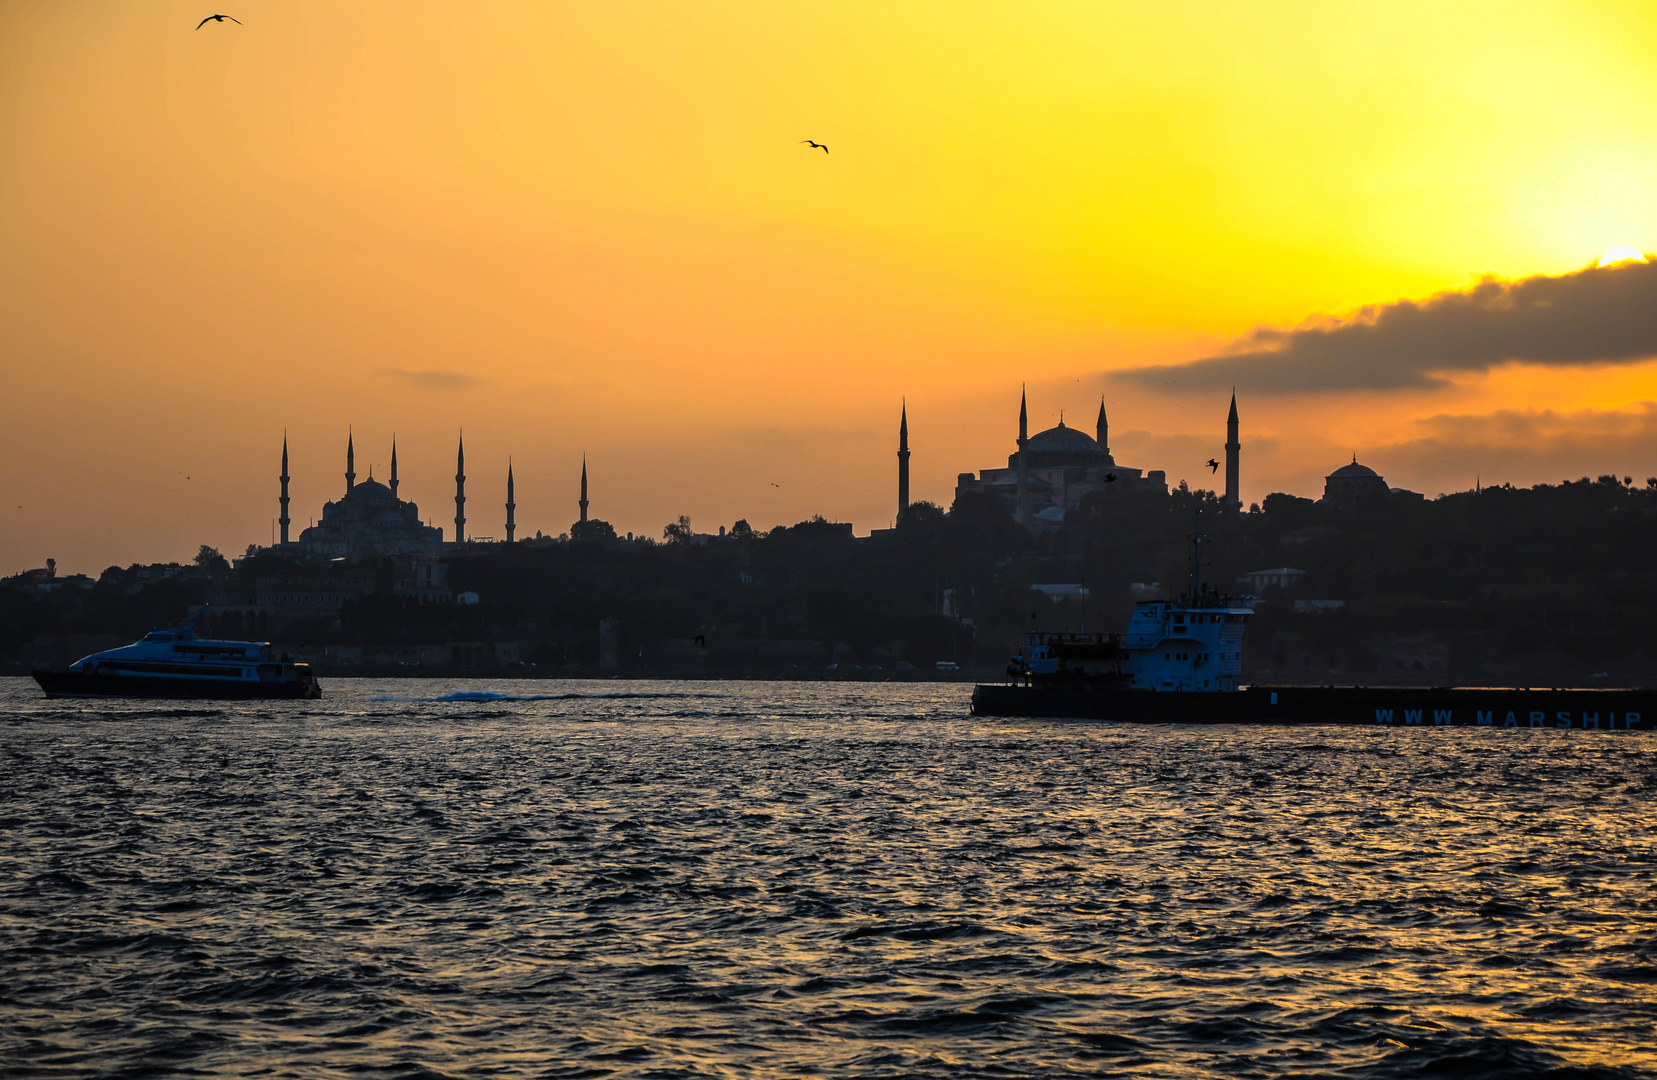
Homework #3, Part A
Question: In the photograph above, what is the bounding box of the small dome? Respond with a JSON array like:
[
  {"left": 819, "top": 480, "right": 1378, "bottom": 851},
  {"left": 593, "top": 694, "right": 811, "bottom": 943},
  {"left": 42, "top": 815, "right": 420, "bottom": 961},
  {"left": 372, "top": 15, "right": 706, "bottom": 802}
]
[
  {"left": 1027, "top": 422, "right": 1099, "bottom": 454},
  {"left": 1328, "top": 460, "right": 1380, "bottom": 479}
]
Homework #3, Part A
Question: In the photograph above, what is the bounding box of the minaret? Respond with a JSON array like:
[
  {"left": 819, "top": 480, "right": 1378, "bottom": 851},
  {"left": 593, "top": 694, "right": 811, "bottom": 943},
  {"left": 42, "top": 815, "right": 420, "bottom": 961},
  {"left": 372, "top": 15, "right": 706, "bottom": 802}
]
[
  {"left": 1224, "top": 390, "right": 1241, "bottom": 509},
  {"left": 505, "top": 459, "right": 516, "bottom": 543},
  {"left": 345, "top": 428, "right": 356, "bottom": 493},
  {"left": 579, "top": 456, "right": 589, "bottom": 523},
  {"left": 454, "top": 433, "right": 466, "bottom": 544},
  {"left": 1096, "top": 398, "right": 1109, "bottom": 456},
  {"left": 389, "top": 437, "right": 399, "bottom": 501},
  {"left": 1015, "top": 386, "right": 1030, "bottom": 526},
  {"left": 278, "top": 433, "right": 291, "bottom": 545},
  {"left": 897, "top": 400, "right": 911, "bottom": 516}
]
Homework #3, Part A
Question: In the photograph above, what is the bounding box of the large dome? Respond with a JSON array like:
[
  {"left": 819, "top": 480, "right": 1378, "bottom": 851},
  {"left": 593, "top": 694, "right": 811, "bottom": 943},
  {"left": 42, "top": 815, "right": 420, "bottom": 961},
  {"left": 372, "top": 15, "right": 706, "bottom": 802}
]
[
  {"left": 347, "top": 478, "right": 395, "bottom": 499},
  {"left": 1327, "top": 460, "right": 1380, "bottom": 479},
  {"left": 1027, "top": 422, "right": 1099, "bottom": 454}
]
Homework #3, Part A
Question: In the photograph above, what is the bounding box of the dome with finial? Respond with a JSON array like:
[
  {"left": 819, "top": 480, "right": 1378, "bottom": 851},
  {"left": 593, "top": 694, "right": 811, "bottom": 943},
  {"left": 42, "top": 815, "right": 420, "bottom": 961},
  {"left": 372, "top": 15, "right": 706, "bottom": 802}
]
[
  {"left": 1027, "top": 419, "right": 1101, "bottom": 454},
  {"left": 1328, "top": 457, "right": 1381, "bottom": 479},
  {"left": 343, "top": 477, "right": 395, "bottom": 504}
]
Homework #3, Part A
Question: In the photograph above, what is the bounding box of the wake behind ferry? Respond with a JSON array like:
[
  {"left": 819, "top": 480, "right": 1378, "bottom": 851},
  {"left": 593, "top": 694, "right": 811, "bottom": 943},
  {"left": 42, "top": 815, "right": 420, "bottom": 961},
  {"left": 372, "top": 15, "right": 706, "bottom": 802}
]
[
  {"left": 971, "top": 516, "right": 1657, "bottom": 730},
  {"left": 32, "top": 617, "right": 321, "bottom": 700}
]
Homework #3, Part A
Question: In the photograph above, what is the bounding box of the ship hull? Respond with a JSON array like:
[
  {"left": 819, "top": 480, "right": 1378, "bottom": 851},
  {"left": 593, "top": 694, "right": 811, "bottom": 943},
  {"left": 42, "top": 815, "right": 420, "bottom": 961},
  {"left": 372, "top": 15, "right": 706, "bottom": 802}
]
[
  {"left": 971, "top": 683, "right": 1656, "bottom": 729},
  {"left": 32, "top": 670, "right": 321, "bottom": 701}
]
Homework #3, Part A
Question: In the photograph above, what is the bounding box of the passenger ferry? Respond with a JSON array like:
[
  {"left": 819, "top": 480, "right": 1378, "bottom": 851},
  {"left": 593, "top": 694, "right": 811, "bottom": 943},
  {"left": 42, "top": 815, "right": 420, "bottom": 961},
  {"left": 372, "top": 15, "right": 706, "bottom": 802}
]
[
  {"left": 32, "top": 617, "right": 321, "bottom": 700},
  {"left": 971, "top": 517, "right": 1656, "bottom": 729}
]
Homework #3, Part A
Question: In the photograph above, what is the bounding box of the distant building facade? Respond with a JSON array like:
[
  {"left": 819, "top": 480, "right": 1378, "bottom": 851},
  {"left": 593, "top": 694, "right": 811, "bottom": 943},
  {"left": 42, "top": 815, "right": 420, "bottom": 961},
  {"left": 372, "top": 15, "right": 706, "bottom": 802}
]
[
  {"left": 206, "top": 557, "right": 450, "bottom": 638},
  {"left": 1239, "top": 567, "right": 1306, "bottom": 592}
]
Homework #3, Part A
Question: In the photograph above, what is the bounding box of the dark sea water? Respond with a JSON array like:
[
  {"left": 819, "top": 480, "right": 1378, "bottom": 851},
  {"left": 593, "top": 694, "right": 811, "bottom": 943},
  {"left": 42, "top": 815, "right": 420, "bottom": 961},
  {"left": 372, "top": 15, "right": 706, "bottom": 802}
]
[{"left": 2, "top": 676, "right": 1655, "bottom": 1079}]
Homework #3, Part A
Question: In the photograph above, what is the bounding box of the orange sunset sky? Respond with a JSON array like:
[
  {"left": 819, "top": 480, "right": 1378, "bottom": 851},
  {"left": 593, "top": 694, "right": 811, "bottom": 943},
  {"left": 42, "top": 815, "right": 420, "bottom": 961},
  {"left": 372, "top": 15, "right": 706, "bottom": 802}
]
[{"left": 4, "top": 0, "right": 1657, "bottom": 574}]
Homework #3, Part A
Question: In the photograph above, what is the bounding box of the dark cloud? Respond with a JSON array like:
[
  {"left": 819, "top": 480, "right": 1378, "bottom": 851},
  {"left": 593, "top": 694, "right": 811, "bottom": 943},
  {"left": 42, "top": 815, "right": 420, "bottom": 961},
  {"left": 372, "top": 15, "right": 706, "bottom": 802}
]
[
  {"left": 1116, "top": 259, "right": 1657, "bottom": 393},
  {"left": 377, "top": 368, "right": 482, "bottom": 390}
]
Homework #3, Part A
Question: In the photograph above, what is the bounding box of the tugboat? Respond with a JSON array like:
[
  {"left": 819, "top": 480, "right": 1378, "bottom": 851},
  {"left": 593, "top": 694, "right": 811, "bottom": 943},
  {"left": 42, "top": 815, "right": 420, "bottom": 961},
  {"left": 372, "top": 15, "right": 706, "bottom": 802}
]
[
  {"left": 971, "top": 515, "right": 1656, "bottom": 729},
  {"left": 32, "top": 615, "right": 321, "bottom": 700}
]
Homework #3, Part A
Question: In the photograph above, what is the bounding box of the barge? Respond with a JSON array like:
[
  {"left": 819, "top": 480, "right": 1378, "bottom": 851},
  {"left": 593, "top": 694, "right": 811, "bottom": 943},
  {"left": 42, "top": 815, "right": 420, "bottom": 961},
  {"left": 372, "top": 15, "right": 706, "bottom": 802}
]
[{"left": 971, "top": 516, "right": 1655, "bottom": 729}]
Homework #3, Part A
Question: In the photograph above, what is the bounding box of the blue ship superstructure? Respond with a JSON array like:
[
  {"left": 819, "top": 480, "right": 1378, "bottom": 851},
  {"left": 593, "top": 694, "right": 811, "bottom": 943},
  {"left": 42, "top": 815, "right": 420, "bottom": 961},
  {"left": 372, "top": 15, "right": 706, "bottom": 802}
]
[
  {"left": 1015, "top": 591, "right": 1251, "bottom": 692},
  {"left": 1013, "top": 510, "right": 1251, "bottom": 693},
  {"left": 1122, "top": 595, "right": 1251, "bottom": 691}
]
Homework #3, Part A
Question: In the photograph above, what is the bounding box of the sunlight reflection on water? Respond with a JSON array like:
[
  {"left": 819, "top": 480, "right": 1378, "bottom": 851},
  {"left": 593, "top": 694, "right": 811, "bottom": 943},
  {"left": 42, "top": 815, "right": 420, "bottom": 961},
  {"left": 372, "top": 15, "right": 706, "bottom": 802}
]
[{"left": 2, "top": 677, "right": 1654, "bottom": 1078}]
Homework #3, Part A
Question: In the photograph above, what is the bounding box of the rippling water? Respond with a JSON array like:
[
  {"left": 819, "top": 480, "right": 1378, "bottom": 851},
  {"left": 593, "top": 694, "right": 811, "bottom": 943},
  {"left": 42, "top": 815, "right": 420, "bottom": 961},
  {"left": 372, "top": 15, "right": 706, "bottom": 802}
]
[{"left": 3, "top": 676, "right": 1655, "bottom": 1078}]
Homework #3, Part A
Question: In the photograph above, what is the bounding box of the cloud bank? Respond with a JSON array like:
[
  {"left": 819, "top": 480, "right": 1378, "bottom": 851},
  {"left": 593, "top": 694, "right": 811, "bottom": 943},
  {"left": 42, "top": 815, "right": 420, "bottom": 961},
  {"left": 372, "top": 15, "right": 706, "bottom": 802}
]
[
  {"left": 1117, "top": 259, "right": 1657, "bottom": 393},
  {"left": 377, "top": 368, "right": 482, "bottom": 390}
]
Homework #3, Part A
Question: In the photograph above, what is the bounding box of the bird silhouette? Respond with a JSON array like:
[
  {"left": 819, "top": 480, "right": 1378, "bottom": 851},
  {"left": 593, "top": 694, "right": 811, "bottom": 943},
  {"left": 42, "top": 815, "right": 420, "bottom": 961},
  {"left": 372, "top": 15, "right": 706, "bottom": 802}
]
[
  {"left": 1206, "top": 458, "right": 1220, "bottom": 472},
  {"left": 196, "top": 13, "right": 241, "bottom": 28},
  {"left": 800, "top": 140, "right": 828, "bottom": 154},
  {"left": 770, "top": 482, "right": 780, "bottom": 488}
]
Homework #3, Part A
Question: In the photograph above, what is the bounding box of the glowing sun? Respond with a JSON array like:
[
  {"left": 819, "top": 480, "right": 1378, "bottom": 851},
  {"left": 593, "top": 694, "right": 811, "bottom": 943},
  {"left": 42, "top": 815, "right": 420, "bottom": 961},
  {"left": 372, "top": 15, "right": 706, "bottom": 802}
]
[{"left": 1598, "top": 246, "right": 1647, "bottom": 267}]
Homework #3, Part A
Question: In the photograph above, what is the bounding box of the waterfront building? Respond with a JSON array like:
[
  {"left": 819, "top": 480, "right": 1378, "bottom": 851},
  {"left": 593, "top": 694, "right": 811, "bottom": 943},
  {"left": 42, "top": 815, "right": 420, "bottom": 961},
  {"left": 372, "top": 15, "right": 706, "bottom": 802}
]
[{"left": 1238, "top": 567, "right": 1306, "bottom": 592}]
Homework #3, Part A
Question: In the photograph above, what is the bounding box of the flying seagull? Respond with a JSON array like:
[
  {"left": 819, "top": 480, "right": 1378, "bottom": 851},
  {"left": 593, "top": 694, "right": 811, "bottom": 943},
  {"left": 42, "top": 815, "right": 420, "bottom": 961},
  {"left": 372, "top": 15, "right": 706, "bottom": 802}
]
[
  {"left": 1206, "top": 458, "right": 1220, "bottom": 473},
  {"left": 800, "top": 140, "right": 828, "bottom": 154},
  {"left": 196, "top": 13, "right": 241, "bottom": 28}
]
